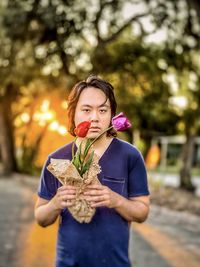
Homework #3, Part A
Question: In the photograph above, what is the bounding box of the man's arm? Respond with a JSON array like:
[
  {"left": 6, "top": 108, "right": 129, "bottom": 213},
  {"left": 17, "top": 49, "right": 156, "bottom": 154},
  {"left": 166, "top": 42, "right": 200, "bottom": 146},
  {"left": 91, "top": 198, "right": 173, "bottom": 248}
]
[
  {"left": 34, "top": 185, "right": 77, "bottom": 227},
  {"left": 113, "top": 194, "right": 150, "bottom": 222},
  {"left": 34, "top": 197, "right": 61, "bottom": 227}
]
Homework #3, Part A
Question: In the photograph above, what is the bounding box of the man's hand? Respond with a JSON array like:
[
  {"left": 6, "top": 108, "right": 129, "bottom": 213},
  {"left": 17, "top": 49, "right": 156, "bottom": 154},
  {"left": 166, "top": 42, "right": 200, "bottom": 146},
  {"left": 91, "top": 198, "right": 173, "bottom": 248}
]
[
  {"left": 84, "top": 184, "right": 120, "bottom": 208},
  {"left": 84, "top": 184, "right": 150, "bottom": 222},
  {"left": 53, "top": 185, "right": 77, "bottom": 210}
]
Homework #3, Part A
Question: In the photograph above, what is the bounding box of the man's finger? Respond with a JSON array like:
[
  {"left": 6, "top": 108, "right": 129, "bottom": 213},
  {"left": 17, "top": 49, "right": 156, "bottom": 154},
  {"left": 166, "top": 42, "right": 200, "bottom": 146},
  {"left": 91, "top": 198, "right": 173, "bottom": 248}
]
[
  {"left": 85, "top": 184, "right": 104, "bottom": 190},
  {"left": 84, "top": 189, "right": 103, "bottom": 196}
]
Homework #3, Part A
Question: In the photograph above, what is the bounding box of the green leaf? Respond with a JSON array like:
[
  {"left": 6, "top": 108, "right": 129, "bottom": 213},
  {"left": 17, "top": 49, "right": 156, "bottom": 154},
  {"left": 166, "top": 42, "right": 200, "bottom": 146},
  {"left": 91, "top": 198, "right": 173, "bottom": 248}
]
[
  {"left": 80, "top": 151, "right": 94, "bottom": 176},
  {"left": 83, "top": 139, "right": 92, "bottom": 158},
  {"left": 73, "top": 154, "right": 79, "bottom": 168},
  {"left": 78, "top": 141, "right": 83, "bottom": 164}
]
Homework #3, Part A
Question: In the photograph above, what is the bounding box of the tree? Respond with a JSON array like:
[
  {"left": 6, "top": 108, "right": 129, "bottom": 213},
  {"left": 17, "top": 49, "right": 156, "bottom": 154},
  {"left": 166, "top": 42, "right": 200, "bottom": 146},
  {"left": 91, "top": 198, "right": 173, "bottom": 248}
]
[
  {"left": 0, "top": 0, "right": 199, "bottom": 187},
  {"left": 90, "top": 0, "right": 200, "bottom": 191},
  {"left": 0, "top": 0, "right": 162, "bottom": 174},
  {"left": 159, "top": 0, "right": 200, "bottom": 191},
  {"left": 165, "top": 49, "right": 200, "bottom": 191},
  {"left": 0, "top": 0, "right": 84, "bottom": 174}
]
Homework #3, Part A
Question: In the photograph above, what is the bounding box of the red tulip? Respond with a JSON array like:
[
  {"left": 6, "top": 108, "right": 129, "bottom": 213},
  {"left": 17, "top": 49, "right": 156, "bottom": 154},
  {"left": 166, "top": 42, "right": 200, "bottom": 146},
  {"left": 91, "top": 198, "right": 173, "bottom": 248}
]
[{"left": 74, "top": 121, "right": 91, "bottom": 137}]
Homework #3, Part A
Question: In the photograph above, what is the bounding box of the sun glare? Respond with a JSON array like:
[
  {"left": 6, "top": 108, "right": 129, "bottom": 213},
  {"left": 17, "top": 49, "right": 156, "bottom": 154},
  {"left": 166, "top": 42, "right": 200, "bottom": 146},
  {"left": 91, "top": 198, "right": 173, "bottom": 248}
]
[{"left": 58, "top": 126, "right": 67, "bottom": 136}]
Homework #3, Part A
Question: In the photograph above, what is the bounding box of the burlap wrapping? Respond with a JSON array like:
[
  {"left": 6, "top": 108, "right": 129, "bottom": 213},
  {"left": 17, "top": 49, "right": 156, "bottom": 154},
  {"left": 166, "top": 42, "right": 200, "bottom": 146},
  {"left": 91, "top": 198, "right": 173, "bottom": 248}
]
[{"left": 47, "top": 154, "right": 101, "bottom": 223}]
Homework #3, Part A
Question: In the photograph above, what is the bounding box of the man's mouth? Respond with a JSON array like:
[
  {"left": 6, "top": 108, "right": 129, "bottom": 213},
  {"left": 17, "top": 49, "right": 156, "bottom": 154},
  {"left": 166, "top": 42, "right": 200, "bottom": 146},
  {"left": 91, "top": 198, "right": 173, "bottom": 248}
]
[{"left": 89, "top": 127, "right": 100, "bottom": 131}]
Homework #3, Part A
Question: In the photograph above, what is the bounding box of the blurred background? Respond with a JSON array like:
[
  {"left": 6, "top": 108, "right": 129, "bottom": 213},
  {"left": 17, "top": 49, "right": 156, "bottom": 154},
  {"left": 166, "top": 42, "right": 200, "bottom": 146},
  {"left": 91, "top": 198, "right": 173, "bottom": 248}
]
[{"left": 0, "top": 0, "right": 199, "bottom": 267}]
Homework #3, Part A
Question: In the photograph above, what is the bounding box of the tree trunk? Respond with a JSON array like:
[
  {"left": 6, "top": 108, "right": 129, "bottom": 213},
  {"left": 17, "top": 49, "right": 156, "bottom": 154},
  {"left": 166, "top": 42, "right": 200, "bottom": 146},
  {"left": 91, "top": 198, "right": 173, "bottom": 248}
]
[
  {"left": 20, "top": 124, "right": 48, "bottom": 174},
  {"left": 0, "top": 83, "right": 18, "bottom": 176},
  {"left": 180, "top": 134, "right": 195, "bottom": 191},
  {"left": 0, "top": 103, "right": 17, "bottom": 176}
]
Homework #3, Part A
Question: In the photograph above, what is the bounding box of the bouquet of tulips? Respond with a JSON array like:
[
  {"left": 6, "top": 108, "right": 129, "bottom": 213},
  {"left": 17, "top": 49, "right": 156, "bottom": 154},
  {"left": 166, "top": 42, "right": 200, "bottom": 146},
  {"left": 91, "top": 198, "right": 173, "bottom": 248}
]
[{"left": 47, "top": 112, "right": 131, "bottom": 223}]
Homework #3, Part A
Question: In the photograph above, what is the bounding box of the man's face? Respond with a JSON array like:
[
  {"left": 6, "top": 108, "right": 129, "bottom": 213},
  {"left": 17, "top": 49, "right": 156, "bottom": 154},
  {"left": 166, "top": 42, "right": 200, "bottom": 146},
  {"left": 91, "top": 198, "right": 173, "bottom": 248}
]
[{"left": 74, "top": 87, "right": 112, "bottom": 139}]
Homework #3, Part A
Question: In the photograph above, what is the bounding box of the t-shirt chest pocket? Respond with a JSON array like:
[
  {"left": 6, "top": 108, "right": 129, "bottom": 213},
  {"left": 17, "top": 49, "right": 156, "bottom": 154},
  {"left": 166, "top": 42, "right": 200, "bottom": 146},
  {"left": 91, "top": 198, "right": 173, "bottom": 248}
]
[{"left": 102, "top": 176, "right": 125, "bottom": 195}]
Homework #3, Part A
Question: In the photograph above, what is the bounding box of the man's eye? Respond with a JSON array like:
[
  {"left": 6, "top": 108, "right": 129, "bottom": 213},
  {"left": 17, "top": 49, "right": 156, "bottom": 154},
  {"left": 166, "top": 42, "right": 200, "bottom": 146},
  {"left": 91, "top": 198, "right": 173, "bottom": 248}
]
[
  {"left": 99, "top": 109, "right": 107, "bottom": 113},
  {"left": 82, "top": 109, "right": 90, "bottom": 112}
]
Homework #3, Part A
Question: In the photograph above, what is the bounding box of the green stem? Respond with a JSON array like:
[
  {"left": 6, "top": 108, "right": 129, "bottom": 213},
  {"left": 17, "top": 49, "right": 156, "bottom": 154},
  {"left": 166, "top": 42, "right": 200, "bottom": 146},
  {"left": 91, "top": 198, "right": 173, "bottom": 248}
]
[
  {"left": 87, "top": 125, "right": 113, "bottom": 151},
  {"left": 79, "top": 126, "right": 113, "bottom": 168},
  {"left": 72, "top": 126, "right": 113, "bottom": 174},
  {"left": 71, "top": 137, "right": 77, "bottom": 162}
]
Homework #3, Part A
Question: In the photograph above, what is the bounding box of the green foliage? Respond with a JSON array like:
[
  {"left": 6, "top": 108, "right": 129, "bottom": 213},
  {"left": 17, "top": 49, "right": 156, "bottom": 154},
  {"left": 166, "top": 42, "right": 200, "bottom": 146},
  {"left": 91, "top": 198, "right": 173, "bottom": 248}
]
[{"left": 0, "top": 0, "right": 200, "bottom": 178}]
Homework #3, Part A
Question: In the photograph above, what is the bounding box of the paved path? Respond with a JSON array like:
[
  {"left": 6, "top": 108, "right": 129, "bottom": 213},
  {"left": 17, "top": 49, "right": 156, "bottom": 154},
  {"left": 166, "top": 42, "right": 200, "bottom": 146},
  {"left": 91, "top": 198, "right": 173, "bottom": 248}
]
[
  {"left": 0, "top": 177, "right": 34, "bottom": 267},
  {"left": 0, "top": 175, "right": 200, "bottom": 267},
  {"left": 133, "top": 206, "right": 200, "bottom": 267}
]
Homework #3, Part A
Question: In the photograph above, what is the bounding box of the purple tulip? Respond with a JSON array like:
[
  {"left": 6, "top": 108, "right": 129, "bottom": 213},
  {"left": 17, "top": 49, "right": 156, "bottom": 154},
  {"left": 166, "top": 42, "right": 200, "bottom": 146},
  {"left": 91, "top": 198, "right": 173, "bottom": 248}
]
[{"left": 112, "top": 112, "right": 132, "bottom": 131}]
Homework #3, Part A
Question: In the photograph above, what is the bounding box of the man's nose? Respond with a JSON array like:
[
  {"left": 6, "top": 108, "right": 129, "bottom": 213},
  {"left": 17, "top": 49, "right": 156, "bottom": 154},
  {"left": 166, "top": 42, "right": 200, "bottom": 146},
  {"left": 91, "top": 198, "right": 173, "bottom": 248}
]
[{"left": 90, "top": 110, "right": 99, "bottom": 122}]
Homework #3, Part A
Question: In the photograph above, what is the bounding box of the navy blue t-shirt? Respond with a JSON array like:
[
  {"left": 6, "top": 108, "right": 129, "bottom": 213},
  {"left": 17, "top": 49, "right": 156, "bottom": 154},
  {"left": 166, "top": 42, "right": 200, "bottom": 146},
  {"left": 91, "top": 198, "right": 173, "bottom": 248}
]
[{"left": 38, "top": 138, "right": 149, "bottom": 267}]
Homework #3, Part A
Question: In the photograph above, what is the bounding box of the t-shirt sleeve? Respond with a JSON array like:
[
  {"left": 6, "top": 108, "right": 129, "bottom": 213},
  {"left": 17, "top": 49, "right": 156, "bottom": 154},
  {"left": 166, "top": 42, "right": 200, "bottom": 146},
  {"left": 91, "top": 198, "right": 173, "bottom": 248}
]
[
  {"left": 37, "top": 157, "right": 58, "bottom": 200},
  {"left": 128, "top": 152, "right": 149, "bottom": 198}
]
